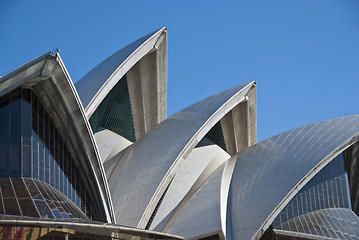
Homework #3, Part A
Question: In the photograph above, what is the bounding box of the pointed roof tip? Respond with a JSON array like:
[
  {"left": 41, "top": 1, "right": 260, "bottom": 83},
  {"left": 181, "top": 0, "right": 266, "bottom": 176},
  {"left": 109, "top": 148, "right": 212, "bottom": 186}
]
[
  {"left": 50, "top": 48, "right": 60, "bottom": 56},
  {"left": 147, "top": 27, "right": 166, "bottom": 38},
  {"left": 232, "top": 80, "right": 256, "bottom": 90},
  {"left": 155, "top": 26, "right": 167, "bottom": 32},
  {"left": 208, "top": 81, "right": 254, "bottom": 97},
  {"left": 76, "top": 27, "right": 168, "bottom": 109},
  {"left": 234, "top": 80, "right": 255, "bottom": 90},
  {"left": 0, "top": 51, "right": 54, "bottom": 82},
  {"left": 146, "top": 27, "right": 167, "bottom": 39}
]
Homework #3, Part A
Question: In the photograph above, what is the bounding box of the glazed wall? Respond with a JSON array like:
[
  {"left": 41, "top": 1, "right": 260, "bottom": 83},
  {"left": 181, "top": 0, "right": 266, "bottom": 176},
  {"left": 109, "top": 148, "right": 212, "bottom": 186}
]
[
  {"left": 0, "top": 88, "right": 99, "bottom": 220},
  {"left": 89, "top": 75, "right": 135, "bottom": 142},
  {"left": 273, "top": 153, "right": 351, "bottom": 228}
]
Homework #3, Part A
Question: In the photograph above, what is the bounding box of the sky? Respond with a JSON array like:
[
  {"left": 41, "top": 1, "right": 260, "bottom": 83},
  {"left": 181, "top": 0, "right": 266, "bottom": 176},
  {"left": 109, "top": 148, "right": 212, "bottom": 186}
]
[{"left": 1, "top": 1, "right": 359, "bottom": 141}]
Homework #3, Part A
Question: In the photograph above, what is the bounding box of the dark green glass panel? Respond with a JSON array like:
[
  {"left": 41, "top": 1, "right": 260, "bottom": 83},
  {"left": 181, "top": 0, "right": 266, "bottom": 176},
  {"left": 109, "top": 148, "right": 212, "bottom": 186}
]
[
  {"left": 89, "top": 75, "right": 135, "bottom": 142},
  {"left": 205, "top": 121, "right": 226, "bottom": 151}
]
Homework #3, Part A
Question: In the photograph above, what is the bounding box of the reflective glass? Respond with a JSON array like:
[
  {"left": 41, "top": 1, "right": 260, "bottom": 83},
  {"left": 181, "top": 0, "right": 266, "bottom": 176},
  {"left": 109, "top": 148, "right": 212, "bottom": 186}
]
[
  {"left": 44, "top": 148, "right": 50, "bottom": 183},
  {"left": 71, "top": 161, "right": 76, "bottom": 204},
  {"left": 24, "top": 179, "right": 43, "bottom": 200},
  {"left": 0, "top": 89, "right": 101, "bottom": 220},
  {"left": 89, "top": 75, "right": 136, "bottom": 142},
  {"left": 76, "top": 169, "right": 81, "bottom": 207},
  {"left": 54, "top": 129, "right": 59, "bottom": 190},
  {"left": 44, "top": 112, "right": 50, "bottom": 183},
  {"left": 274, "top": 154, "right": 351, "bottom": 228},
  {"left": 52, "top": 209, "right": 63, "bottom": 218},
  {"left": 0, "top": 95, "right": 9, "bottom": 177},
  {"left": 32, "top": 132, "right": 39, "bottom": 179},
  {"left": 63, "top": 148, "right": 68, "bottom": 197},
  {"left": 34, "top": 199, "right": 54, "bottom": 218},
  {"left": 21, "top": 89, "right": 32, "bottom": 178},
  {"left": 59, "top": 139, "right": 64, "bottom": 194},
  {"left": 39, "top": 140, "right": 45, "bottom": 181},
  {"left": 67, "top": 163, "right": 72, "bottom": 201},
  {"left": 17, "top": 196, "right": 39, "bottom": 217},
  {"left": 9, "top": 90, "right": 21, "bottom": 177},
  {"left": 46, "top": 199, "right": 56, "bottom": 209},
  {"left": 0, "top": 178, "right": 21, "bottom": 215},
  {"left": 49, "top": 156, "right": 54, "bottom": 187},
  {"left": 11, "top": 178, "right": 28, "bottom": 199}
]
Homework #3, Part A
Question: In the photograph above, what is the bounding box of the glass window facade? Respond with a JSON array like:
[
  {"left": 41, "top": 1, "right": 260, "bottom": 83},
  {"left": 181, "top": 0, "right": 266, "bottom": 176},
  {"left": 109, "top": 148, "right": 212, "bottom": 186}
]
[
  {"left": 273, "top": 208, "right": 359, "bottom": 239},
  {"left": 203, "top": 121, "right": 226, "bottom": 152},
  {"left": 0, "top": 89, "right": 101, "bottom": 221},
  {"left": 89, "top": 75, "right": 136, "bottom": 142},
  {"left": 273, "top": 154, "right": 351, "bottom": 228},
  {"left": 0, "top": 178, "right": 87, "bottom": 219}
]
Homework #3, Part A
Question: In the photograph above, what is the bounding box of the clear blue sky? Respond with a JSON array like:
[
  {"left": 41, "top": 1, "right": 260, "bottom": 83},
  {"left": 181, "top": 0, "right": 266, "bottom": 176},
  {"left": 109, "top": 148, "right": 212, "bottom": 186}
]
[{"left": 1, "top": 1, "right": 359, "bottom": 141}]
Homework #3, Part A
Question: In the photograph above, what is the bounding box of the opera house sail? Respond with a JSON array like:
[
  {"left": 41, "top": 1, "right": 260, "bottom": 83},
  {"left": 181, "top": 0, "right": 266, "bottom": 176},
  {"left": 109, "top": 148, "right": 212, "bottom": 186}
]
[{"left": 0, "top": 27, "right": 358, "bottom": 239}]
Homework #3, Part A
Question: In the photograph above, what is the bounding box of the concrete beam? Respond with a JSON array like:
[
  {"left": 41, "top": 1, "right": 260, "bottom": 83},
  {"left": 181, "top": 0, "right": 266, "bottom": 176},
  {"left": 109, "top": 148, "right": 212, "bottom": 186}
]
[
  {"left": 140, "top": 51, "right": 158, "bottom": 133},
  {"left": 127, "top": 31, "right": 167, "bottom": 140},
  {"left": 220, "top": 111, "right": 237, "bottom": 155},
  {"left": 219, "top": 84, "right": 256, "bottom": 156},
  {"left": 127, "top": 62, "right": 145, "bottom": 140},
  {"left": 233, "top": 100, "right": 249, "bottom": 152},
  {"left": 248, "top": 86, "right": 257, "bottom": 145}
]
